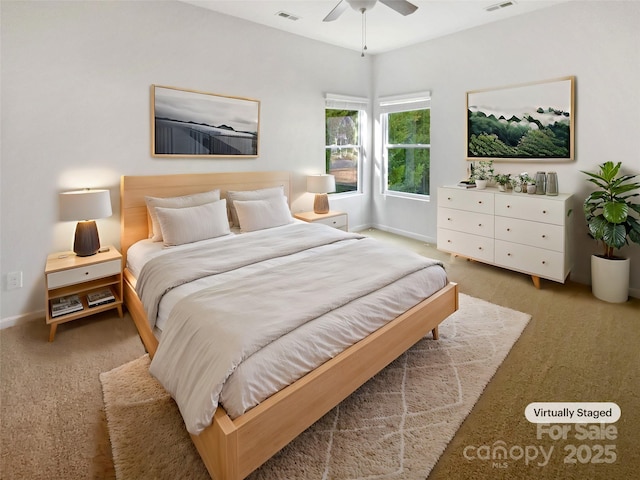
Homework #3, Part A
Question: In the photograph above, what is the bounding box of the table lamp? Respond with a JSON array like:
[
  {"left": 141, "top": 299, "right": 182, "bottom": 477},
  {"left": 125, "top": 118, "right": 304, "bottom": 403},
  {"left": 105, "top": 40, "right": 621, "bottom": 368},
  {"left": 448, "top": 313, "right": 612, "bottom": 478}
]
[
  {"left": 307, "top": 174, "right": 336, "bottom": 214},
  {"left": 59, "top": 189, "right": 112, "bottom": 256}
]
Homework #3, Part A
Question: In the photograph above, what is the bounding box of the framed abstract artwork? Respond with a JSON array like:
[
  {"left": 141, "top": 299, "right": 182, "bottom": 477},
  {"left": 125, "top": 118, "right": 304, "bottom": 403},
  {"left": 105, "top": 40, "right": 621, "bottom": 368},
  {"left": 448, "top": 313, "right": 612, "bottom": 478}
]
[
  {"left": 466, "top": 76, "right": 575, "bottom": 161},
  {"left": 152, "top": 85, "right": 260, "bottom": 158}
]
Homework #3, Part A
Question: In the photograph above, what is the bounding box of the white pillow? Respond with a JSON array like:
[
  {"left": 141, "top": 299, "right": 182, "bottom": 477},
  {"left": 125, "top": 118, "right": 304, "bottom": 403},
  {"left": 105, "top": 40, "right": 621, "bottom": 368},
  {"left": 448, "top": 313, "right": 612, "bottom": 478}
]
[
  {"left": 145, "top": 189, "right": 220, "bottom": 242},
  {"left": 155, "top": 199, "right": 230, "bottom": 246},
  {"left": 226, "top": 186, "right": 285, "bottom": 227},
  {"left": 234, "top": 196, "right": 293, "bottom": 233}
]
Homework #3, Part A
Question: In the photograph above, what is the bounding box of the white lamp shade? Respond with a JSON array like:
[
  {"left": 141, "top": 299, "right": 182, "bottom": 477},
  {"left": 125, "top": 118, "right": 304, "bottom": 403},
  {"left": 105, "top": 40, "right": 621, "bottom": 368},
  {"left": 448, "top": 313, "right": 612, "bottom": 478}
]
[
  {"left": 306, "top": 174, "right": 336, "bottom": 194},
  {"left": 59, "top": 189, "right": 112, "bottom": 221}
]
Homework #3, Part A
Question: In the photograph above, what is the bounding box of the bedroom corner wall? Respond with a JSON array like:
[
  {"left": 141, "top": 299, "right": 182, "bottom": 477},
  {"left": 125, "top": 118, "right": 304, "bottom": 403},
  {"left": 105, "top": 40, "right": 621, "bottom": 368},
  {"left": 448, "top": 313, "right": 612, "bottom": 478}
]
[
  {"left": 0, "top": 0, "right": 371, "bottom": 323},
  {"left": 371, "top": 1, "right": 640, "bottom": 296}
]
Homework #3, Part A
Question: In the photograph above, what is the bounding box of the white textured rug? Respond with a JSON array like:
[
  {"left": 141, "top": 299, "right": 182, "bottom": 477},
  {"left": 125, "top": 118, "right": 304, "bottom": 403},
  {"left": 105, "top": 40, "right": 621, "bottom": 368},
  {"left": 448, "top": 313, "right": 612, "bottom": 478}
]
[{"left": 101, "top": 294, "right": 531, "bottom": 480}]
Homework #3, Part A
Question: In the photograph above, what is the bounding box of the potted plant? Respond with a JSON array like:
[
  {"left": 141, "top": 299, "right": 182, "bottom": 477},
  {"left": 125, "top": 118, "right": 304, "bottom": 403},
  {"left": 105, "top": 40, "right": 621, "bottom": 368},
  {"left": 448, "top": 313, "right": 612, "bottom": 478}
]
[
  {"left": 583, "top": 161, "right": 640, "bottom": 302},
  {"left": 513, "top": 172, "right": 532, "bottom": 193},
  {"left": 494, "top": 173, "right": 512, "bottom": 192},
  {"left": 470, "top": 160, "right": 494, "bottom": 189}
]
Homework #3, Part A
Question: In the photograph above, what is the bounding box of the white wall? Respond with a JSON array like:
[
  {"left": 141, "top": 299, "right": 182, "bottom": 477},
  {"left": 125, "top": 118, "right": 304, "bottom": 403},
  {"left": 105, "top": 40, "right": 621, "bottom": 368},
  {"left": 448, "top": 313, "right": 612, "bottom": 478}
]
[
  {"left": 371, "top": 1, "right": 640, "bottom": 295},
  {"left": 2, "top": 1, "right": 639, "bottom": 324},
  {"left": 0, "top": 0, "right": 371, "bottom": 322}
]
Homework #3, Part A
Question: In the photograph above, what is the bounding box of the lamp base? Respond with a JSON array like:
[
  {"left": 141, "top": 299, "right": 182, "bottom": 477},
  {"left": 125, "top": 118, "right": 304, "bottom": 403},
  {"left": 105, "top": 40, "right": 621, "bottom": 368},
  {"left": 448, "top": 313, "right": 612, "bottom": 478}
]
[
  {"left": 74, "top": 220, "right": 100, "bottom": 256},
  {"left": 313, "top": 193, "right": 330, "bottom": 214}
]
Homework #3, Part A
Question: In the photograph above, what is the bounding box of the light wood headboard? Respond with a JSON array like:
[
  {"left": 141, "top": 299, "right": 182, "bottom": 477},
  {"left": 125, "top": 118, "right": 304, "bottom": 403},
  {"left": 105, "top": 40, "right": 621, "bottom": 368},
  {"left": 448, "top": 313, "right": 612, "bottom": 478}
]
[{"left": 120, "top": 171, "right": 291, "bottom": 262}]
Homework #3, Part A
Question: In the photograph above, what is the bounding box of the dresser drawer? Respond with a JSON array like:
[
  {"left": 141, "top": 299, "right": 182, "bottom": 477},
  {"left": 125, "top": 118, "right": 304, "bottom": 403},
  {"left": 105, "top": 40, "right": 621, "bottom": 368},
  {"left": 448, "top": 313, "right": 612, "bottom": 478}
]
[
  {"left": 438, "top": 207, "right": 494, "bottom": 238},
  {"left": 495, "top": 195, "right": 566, "bottom": 225},
  {"left": 47, "top": 259, "right": 121, "bottom": 289},
  {"left": 314, "top": 214, "right": 347, "bottom": 230},
  {"left": 495, "top": 240, "right": 565, "bottom": 281},
  {"left": 495, "top": 216, "right": 565, "bottom": 251},
  {"left": 438, "top": 188, "right": 494, "bottom": 215},
  {"left": 437, "top": 228, "right": 494, "bottom": 263}
]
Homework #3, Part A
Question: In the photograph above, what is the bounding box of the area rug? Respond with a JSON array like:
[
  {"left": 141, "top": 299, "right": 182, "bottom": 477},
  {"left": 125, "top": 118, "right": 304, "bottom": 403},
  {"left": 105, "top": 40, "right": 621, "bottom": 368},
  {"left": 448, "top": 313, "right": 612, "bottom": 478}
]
[{"left": 100, "top": 294, "right": 531, "bottom": 480}]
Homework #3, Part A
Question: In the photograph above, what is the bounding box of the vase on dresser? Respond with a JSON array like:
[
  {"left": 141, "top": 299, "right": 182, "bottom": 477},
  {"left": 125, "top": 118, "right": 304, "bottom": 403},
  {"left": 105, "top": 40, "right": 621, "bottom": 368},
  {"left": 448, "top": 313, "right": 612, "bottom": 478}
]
[{"left": 475, "top": 179, "right": 488, "bottom": 190}]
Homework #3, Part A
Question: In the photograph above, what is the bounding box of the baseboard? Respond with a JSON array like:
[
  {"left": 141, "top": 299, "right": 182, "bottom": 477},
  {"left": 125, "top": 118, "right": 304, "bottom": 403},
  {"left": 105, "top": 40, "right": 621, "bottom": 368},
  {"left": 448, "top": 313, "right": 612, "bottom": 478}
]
[
  {"left": 1, "top": 310, "right": 45, "bottom": 330},
  {"left": 368, "top": 223, "right": 437, "bottom": 245}
]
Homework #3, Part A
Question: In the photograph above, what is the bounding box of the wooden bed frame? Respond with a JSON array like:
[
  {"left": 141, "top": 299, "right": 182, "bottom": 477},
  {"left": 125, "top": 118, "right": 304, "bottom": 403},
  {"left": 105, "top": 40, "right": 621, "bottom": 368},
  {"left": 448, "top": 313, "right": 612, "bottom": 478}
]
[{"left": 120, "top": 171, "right": 459, "bottom": 480}]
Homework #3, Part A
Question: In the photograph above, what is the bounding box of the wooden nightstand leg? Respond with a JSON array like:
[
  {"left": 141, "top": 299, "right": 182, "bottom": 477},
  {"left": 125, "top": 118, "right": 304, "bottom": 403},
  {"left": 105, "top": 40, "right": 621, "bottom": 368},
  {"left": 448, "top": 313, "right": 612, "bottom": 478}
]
[
  {"left": 116, "top": 305, "right": 123, "bottom": 318},
  {"left": 49, "top": 323, "right": 58, "bottom": 342}
]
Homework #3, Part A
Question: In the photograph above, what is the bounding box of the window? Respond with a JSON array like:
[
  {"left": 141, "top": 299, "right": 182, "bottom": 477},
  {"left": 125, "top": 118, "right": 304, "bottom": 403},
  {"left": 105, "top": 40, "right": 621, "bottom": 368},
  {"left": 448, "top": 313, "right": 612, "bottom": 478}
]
[
  {"left": 325, "top": 94, "right": 368, "bottom": 193},
  {"left": 380, "top": 92, "right": 431, "bottom": 197}
]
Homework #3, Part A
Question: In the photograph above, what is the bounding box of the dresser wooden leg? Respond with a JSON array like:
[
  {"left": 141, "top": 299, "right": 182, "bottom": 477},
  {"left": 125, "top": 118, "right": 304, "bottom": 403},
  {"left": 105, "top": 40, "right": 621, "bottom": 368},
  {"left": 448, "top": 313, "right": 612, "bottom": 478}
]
[{"left": 531, "top": 275, "right": 541, "bottom": 289}]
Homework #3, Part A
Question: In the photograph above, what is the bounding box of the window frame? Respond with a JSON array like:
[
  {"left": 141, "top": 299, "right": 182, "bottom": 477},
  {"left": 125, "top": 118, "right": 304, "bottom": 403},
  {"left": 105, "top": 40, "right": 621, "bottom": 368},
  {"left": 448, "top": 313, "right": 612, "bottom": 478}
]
[
  {"left": 325, "top": 94, "right": 368, "bottom": 195},
  {"left": 379, "top": 92, "right": 431, "bottom": 199}
]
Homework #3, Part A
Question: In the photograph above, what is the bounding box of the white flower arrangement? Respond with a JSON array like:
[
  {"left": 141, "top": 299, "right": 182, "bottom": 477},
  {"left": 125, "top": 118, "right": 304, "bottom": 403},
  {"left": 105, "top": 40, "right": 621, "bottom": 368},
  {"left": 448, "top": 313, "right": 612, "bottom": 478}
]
[{"left": 470, "top": 160, "right": 495, "bottom": 181}]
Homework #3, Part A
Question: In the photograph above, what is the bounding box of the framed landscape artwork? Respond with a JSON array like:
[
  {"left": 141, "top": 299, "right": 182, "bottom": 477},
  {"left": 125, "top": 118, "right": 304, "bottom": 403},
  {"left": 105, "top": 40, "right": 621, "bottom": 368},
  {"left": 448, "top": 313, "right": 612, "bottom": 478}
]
[
  {"left": 152, "top": 85, "right": 260, "bottom": 158},
  {"left": 466, "top": 76, "right": 575, "bottom": 161}
]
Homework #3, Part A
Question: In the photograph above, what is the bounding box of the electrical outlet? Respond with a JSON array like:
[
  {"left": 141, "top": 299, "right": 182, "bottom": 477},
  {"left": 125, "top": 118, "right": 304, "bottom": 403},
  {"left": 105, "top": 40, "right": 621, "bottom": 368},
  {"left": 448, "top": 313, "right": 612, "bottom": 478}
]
[{"left": 7, "top": 271, "right": 22, "bottom": 290}]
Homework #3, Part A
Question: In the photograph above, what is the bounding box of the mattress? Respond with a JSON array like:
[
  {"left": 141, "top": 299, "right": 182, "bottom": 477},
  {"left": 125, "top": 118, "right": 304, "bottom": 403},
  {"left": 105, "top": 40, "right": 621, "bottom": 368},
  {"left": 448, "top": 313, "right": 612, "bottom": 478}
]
[{"left": 127, "top": 222, "right": 448, "bottom": 423}]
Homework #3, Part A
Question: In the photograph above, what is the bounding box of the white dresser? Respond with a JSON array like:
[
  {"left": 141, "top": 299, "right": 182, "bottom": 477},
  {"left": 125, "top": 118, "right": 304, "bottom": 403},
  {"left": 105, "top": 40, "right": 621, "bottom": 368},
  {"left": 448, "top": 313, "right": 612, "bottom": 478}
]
[{"left": 437, "top": 186, "right": 573, "bottom": 287}]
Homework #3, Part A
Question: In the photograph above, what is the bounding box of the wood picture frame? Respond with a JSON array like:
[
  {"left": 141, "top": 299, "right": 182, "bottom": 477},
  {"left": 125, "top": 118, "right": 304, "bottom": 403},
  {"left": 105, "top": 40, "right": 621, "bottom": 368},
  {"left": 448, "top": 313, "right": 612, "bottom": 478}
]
[
  {"left": 151, "top": 85, "right": 260, "bottom": 158},
  {"left": 466, "top": 76, "right": 575, "bottom": 162}
]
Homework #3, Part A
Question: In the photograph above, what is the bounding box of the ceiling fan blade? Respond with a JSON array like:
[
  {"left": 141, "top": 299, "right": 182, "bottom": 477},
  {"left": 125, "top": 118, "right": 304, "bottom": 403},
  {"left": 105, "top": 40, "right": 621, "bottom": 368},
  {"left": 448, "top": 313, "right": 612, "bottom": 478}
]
[
  {"left": 379, "top": 0, "right": 418, "bottom": 16},
  {"left": 323, "top": 0, "right": 349, "bottom": 22}
]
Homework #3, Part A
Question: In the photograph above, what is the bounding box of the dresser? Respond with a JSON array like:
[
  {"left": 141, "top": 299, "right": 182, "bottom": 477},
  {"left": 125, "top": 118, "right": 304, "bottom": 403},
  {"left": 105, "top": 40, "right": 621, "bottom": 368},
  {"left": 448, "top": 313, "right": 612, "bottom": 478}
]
[{"left": 437, "top": 187, "right": 573, "bottom": 288}]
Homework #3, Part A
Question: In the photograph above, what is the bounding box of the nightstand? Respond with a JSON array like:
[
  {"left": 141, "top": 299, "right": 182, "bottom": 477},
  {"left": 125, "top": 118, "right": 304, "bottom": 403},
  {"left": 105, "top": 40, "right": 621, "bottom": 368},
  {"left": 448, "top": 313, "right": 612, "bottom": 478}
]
[
  {"left": 294, "top": 211, "right": 348, "bottom": 231},
  {"left": 44, "top": 246, "right": 123, "bottom": 342}
]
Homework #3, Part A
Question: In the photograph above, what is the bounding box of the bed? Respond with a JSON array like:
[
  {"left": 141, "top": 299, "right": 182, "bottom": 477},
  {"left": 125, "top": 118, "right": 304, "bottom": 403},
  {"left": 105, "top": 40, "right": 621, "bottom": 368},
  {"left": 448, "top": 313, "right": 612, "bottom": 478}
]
[{"left": 120, "top": 171, "right": 459, "bottom": 480}]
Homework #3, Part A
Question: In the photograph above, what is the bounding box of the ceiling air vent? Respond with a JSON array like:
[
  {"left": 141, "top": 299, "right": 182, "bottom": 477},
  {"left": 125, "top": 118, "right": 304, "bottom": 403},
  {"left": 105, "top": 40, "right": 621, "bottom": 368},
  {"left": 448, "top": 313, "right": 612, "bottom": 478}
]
[
  {"left": 276, "top": 11, "right": 300, "bottom": 21},
  {"left": 485, "top": 1, "right": 515, "bottom": 12}
]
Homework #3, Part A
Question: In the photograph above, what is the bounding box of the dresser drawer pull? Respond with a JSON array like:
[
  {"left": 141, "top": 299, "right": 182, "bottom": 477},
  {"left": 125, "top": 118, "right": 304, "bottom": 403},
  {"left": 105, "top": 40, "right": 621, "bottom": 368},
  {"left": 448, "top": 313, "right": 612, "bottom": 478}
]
[
  {"left": 478, "top": 201, "right": 483, "bottom": 204},
  {"left": 478, "top": 223, "right": 482, "bottom": 227},
  {"left": 447, "top": 197, "right": 451, "bottom": 201},
  {"left": 478, "top": 247, "right": 483, "bottom": 250},
  {"left": 85, "top": 271, "right": 90, "bottom": 276},
  {"left": 542, "top": 210, "right": 547, "bottom": 214},
  {"left": 507, "top": 253, "right": 512, "bottom": 256},
  {"left": 507, "top": 205, "right": 511, "bottom": 208},
  {"left": 506, "top": 228, "right": 511, "bottom": 232},
  {"left": 542, "top": 234, "right": 546, "bottom": 238},
  {"left": 447, "top": 217, "right": 451, "bottom": 221},
  {"left": 542, "top": 261, "right": 547, "bottom": 265}
]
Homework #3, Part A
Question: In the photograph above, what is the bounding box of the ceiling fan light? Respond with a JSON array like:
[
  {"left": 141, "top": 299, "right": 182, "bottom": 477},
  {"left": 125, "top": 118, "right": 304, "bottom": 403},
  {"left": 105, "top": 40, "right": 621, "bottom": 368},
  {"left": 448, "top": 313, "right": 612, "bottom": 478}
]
[{"left": 348, "top": 0, "right": 377, "bottom": 13}]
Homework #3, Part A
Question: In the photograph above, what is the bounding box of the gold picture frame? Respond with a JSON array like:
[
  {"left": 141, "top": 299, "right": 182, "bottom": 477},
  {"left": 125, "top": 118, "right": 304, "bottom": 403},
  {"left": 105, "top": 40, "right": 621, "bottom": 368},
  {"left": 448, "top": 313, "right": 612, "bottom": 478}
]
[{"left": 466, "top": 76, "right": 575, "bottom": 162}]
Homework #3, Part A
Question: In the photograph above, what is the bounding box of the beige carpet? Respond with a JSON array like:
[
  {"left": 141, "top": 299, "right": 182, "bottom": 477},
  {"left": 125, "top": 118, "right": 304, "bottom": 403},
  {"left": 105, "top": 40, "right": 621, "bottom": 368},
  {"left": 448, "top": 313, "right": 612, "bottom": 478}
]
[{"left": 100, "top": 294, "right": 531, "bottom": 479}]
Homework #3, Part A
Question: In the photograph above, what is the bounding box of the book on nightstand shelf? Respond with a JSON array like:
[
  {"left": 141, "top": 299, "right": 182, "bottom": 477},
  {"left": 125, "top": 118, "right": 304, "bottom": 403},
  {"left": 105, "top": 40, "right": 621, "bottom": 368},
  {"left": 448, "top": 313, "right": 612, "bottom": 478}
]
[
  {"left": 87, "top": 289, "right": 116, "bottom": 308},
  {"left": 51, "top": 295, "right": 83, "bottom": 317}
]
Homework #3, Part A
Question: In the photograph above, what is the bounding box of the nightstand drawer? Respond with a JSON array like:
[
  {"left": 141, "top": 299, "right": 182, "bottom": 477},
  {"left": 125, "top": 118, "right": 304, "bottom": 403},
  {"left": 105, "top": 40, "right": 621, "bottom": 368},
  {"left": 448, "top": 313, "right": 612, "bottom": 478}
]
[
  {"left": 314, "top": 214, "right": 347, "bottom": 230},
  {"left": 47, "top": 259, "right": 121, "bottom": 289}
]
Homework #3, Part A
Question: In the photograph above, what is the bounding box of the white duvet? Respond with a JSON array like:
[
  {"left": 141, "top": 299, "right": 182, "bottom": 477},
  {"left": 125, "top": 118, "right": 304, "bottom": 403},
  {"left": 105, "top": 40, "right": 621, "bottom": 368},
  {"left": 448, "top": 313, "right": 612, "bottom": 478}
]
[{"left": 128, "top": 223, "right": 448, "bottom": 434}]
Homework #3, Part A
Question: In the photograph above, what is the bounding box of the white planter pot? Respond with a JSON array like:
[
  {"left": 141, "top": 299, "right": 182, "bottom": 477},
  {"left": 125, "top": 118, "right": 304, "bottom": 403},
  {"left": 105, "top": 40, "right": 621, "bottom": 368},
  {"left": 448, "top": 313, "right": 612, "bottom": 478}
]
[
  {"left": 591, "top": 255, "right": 630, "bottom": 303},
  {"left": 475, "top": 179, "right": 488, "bottom": 190}
]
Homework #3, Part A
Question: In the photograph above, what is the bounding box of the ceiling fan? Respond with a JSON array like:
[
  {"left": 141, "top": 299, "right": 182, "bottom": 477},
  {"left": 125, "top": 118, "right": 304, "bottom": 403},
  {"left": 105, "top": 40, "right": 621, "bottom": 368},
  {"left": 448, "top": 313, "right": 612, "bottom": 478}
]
[{"left": 323, "top": 0, "right": 418, "bottom": 23}]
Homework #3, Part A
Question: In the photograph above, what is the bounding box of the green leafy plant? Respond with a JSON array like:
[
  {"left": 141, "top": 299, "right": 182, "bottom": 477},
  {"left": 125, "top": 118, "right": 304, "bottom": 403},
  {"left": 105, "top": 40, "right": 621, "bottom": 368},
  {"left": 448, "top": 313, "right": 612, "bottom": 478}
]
[
  {"left": 494, "top": 173, "right": 512, "bottom": 186},
  {"left": 582, "top": 161, "right": 640, "bottom": 259},
  {"left": 470, "top": 160, "right": 494, "bottom": 181}
]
